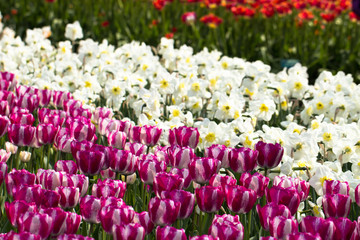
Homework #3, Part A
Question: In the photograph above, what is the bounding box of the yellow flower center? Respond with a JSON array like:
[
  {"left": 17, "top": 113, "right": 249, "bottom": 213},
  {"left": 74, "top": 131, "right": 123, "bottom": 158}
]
[
  {"left": 259, "top": 104, "right": 269, "bottom": 112},
  {"left": 142, "top": 64, "right": 148, "bottom": 71},
  {"left": 84, "top": 81, "right": 92, "bottom": 88},
  {"left": 234, "top": 110, "right": 240, "bottom": 119},
  {"left": 222, "top": 62, "right": 228, "bottom": 69},
  {"left": 111, "top": 87, "right": 121, "bottom": 95},
  {"left": 336, "top": 84, "right": 342, "bottom": 92},
  {"left": 191, "top": 83, "right": 200, "bottom": 92},
  {"left": 320, "top": 176, "right": 332, "bottom": 186},
  {"left": 322, "top": 132, "right": 332, "bottom": 142},
  {"left": 172, "top": 109, "right": 180, "bottom": 117},
  {"left": 294, "top": 82, "right": 303, "bottom": 90},
  {"left": 160, "top": 79, "right": 169, "bottom": 89},
  {"left": 311, "top": 121, "right": 319, "bottom": 129},
  {"left": 222, "top": 104, "right": 231, "bottom": 113},
  {"left": 205, "top": 132, "right": 216, "bottom": 143},
  {"left": 316, "top": 102, "right": 324, "bottom": 110}
]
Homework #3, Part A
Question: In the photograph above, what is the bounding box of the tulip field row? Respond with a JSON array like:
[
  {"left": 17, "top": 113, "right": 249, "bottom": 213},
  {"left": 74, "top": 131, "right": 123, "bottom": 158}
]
[
  {"left": 1, "top": 21, "right": 360, "bottom": 240},
  {"left": 1, "top": 0, "right": 360, "bottom": 83}
]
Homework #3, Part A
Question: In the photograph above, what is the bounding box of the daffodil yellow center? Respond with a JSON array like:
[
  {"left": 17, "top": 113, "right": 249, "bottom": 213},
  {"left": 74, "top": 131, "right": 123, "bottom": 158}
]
[
  {"left": 322, "top": 132, "right": 332, "bottom": 142},
  {"left": 191, "top": 83, "right": 200, "bottom": 92},
  {"left": 205, "top": 132, "right": 216, "bottom": 143},
  {"left": 160, "top": 79, "right": 169, "bottom": 89},
  {"left": 111, "top": 87, "right": 121, "bottom": 95},
  {"left": 259, "top": 104, "right": 269, "bottom": 112}
]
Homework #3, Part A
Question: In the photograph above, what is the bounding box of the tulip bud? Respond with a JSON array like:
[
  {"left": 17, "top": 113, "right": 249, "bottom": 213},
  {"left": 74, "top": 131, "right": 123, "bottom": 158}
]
[
  {"left": 169, "top": 126, "right": 199, "bottom": 148},
  {"left": 196, "top": 186, "right": 224, "bottom": 213},
  {"left": 148, "top": 197, "right": 180, "bottom": 226},
  {"left": 225, "top": 185, "right": 257, "bottom": 214},
  {"left": 20, "top": 151, "right": 31, "bottom": 163},
  {"left": 133, "top": 211, "right": 155, "bottom": 235},
  {"left": 256, "top": 203, "right": 292, "bottom": 231},
  {"left": 189, "top": 158, "right": 221, "bottom": 184},
  {"left": 112, "top": 223, "right": 145, "bottom": 240},
  {"left": 156, "top": 226, "right": 187, "bottom": 240},
  {"left": 322, "top": 193, "right": 351, "bottom": 218},
  {"left": 18, "top": 212, "right": 53, "bottom": 239},
  {"left": 5, "top": 141, "right": 18, "bottom": 154},
  {"left": 255, "top": 141, "right": 284, "bottom": 169}
]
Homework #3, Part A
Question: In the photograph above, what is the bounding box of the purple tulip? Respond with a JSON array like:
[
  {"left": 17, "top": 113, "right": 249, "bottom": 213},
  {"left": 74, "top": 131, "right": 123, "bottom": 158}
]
[
  {"left": 56, "top": 186, "right": 80, "bottom": 209},
  {"left": 124, "top": 142, "right": 147, "bottom": 156},
  {"left": 34, "top": 88, "right": 52, "bottom": 107},
  {"left": 38, "top": 169, "right": 63, "bottom": 190},
  {"left": 139, "top": 125, "right": 162, "bottom": 146},
  {"left": 100, "top": 168, "right": 116, "bottom": 179},
  {"left": 323, "top": 180, "right": 350, "bottom": 196},
  {"left": 74, "top": 149, "right": 105, "bottom": 176},
  {"left": 6, "top": 169, "right": 36, "bottom": 196},
  {"left": 18, "top": 212, "right": 53, "bottom": 239},
  {"left": 322, "top": 194, "right": 351, "bottom": 218},
  {"left": 112, "top": 223, "right": 145, "bottom": 240},
  {"left": 209, "top": 174, "right": 237, "bottom": 194},
  {"left": 54, "top": 129, "right": 72, "bottom": 153},
  {"left": 196, "top": 186, "right": 224, "bottom": 213},
  {"left": 58, "top": 234, "right": 94, "bottom": 240},
  {"left": 9, "top": 112, "right": 35, "bottom": 125},
  {"left": 189, "top": 158, "right": 221, "bottom": 184},
  {"left": 7, "top": 124, "right": 35, "bottom": 146},
  {"left": 80, "top": 195, "right": 101, "bottom": 224},
  {"left": 266, "top": 186, "right": 301, "bottom": 215},
  {"left": 54, "top": 160, "right": 78, "bottom": 174},
  {"left": 160, "top": 189, "right": 195, "bottom": 219},
  {"left": 0, "top": 100, "right": 9, "bottom": 116},
  {"left": 16, "top": 93, "right": 39, "bottom": 113},
  {"left": 229, "top": 147, "right": 258, "bottom": 173},
  {"left": 92, "top": 178, "right": 126, "bottom": 199},
  {"left": 98, "top": 118, "right": 120, "bottom": 136},
  {"left": 108, "top": 130, "right": 127, "bottom": 149},
  {"left": 0, "top": 90, "right": 16, "bottom": 107},
  {"left": 273, "top": 176, "right": 310, "bottom": 202},
  {"left": 39, "top": 207, "right": 67, "bottom": 236},
  {"left": 209, "top": 214, "right": 244, "bottom": 240},
  {"left": 63, "top": 99, "right": 82, "bottom": 114},
  {"left": 269, "top": 216, "right": 298, "bottom": 239},
  {"left": 12, "top": 184, "right": 43, "bottom": 206},
  {"left": 66, "top": 174, "right": 89, "bottom": 197},
  {"left": 256, "top": 203, "right": 292, "bottom": 231},
  {"left": 153, "top": 172, "right": 184, "bottom": 197},
  {"left": 328, "top": 217, "right": 356, "bottom": 240},
  {"left": 68, "top": 118, "right": 96, "bottom": 142},
  {"left": 168, "top": 145, "right": 195, "bottom": 169},
  {"left": 156, "top": 226, "right": 187, "bottom": 240},
  {"left": 100, "top": 205, "right": 135, "bottom": 233},
  {"left": 285, "top": 233, "right": 322, "bottom": 240},
  {"left": 64, "top": 212, "right": 82, "bottom": 234},
  {"left": 36, "top": 123, "right": 59, "bottom": 145},
  {"left": 255, "top": 141, "right": 284, "bottom": 169},
  {"left": 52, "top": 91, "right": 72, "bottom": 108},
  {"left": 110, "top": 149, "right": 138, "bottom": 175},
  {"left": 6, "top": 231, "right": 41, "bottom": 240},
  {"left": 93, "top": 107, "right": 114, "bottom": 124},
  {"left": 190, "top": 235, "right": 219, "bottom": 240},
  {"left": 148, "top": 197, "right": 180, "bottom": 226},
  {"left": 40, "top": 189, "right": 61, "bottom": 208},
  {"left": 300, "top": 216, "right": 337, "bottom": 240},
  {"left": 138, "top": 159, "right": 167, "bottom": 185},
  {"left": 5, "top": 200, "right": 37, "bottom": 227},
  {"left": 169, "top": 126, "right": 199, "bottom": 148},
  {"left": 225, "top": 185, "right": 257, "bottom": 214},
  {"left": 205, "top": 144, "right": 231, "bottom": 169},
  {"left": 133, "top": 211, "right": 155, "bottom": 235},
  {"left": 169, "top": 168, "right": 193, "bottom": 189}
]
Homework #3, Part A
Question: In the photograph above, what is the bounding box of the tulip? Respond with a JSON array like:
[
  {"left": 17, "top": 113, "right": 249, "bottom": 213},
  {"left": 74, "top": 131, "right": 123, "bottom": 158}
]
[
  {"left": 91, "top": 144, "right": 111, "bottom": 170},
  {"left": 68, "top": 119, "right": 96, "bottom": 142},
  {"left": 5, "top": 141, "right": 17, "bottom": 154},
  {"left": 98, "top": 118, "right": 120, "bottom": 136},
  {"left": 0, "top": 71, "right": 16, "bottom": 90},
  {"left": 273, "top": 176, "right": 310, "bottom": 202},
  {"left": 7, "top": 124, "right": 36, "bottom": 146},
  {"left": 118, "top": 119, "right": 133, "bottom": 135},
  {"left": 12, "top": 184, "right": 43, "bottom": 206},
  {"left": 100, "top": 205, "right": 135, "bottom": 233},
  {"left": 285, "top": 233, "right": 322, "bottom": 240},
  {"left": 58, "top": 234, "right": 94, "bottom": 240},
  {"left": 110, "top": 149, "right": 138, "bottom": 175},
  {"left": 156, "top": 226, "right": 187, "bottom": 240},
  {"left": 133, "top": 211, "right": 155, "bottom": 235},
  {"left": 209, "top": 174, "right": 237, "bottom": 194},
  {"left": 0, "top": 100, "right": 9, "bottom": 116},
  {"left": 323, "top": 180, "right": 350, "bottom": 196},
  {"left": 169, "top": 126, "right": 199, "bottom": 148},
  {"left": 9, "top": 112, "right": 35, "bottom": 125},
  {"left": 101, "top": 196, "right": 125, "bottom": 208},
  {"left": 100, "top": 168, "right": 116, "bottom": 179},
  {"left": 138, "top": 159, "right": 167, "bottom": 185},
  {"left": 18, "top": 212, "right": 53, "bottom": 239},
  {"left": 225, "top": 185, "right": 257, "bottom": 214},
  {"left": 64, "top": 212, "right": 82, "bottom": 234},
  {"left": 93, "top": 107, "right": 114, "bottom": 124},
  {"left": 0, "top": 116, "right": 10, "bottom": 137},
  {"left": 74, "top": 149, "right": 105, "bottom": 176},
  {"left": 0, "top": 161, "right": 8, "bottom": 185},
  {"left": 209, "top": 215, "right": 244, "bottom": 240},
  {"left": 56, "top": 186, "right": 80, "bottom": 209},
  {"left": 196, "top": 186, "right": 224, "bottom": 213},
  {"left": 52, "top": 91, "right": 72, "bottom": 108},
  {"left": 38, "top": 169, "right": 63, "bottom": 190},
  {"left": 153, "top": 172, "right": 184, "bottom": 197},
  {"left": 0, "top": 90, "right": 16, "bottom": 107},
  {"left": 269, "top": 216, "right": 298, "bottom": 239},
  {"left": 328, "top": 217, "right": 356, "bottom": 240},
  {"left": 70, "top": 107, "right": 92, "bottom": 119},
  {"left": 125, "top": 142, "right": 148, "bottom": 156},
  {"left": 16, "top": 93, "right": 39, "bottom": 112},
  {"left": 322, "top": 193, "right": 351, "bottom": 218},
  {"left": 36, "top": 123, "right": 59, "bottom": 145},
  {"left": 80, "top": 195, "right": 101, "bottom": 224},
  {"left": 54, "top": 128, "right": 72, "bottom": 153},
  {"left": 189, "top": 158, "right": 221, "bottom": 184},
  {"left": 190, "top": 236, "right": 219, "bottom": 240},
  {"left": 266, "top": 186, "right": 301, "bottom": 215},
  {"left": 41, "top": 114, "right": 66, "bottom": 127},
  {"left": 169, "top": 168, "right": 192, "bottom": 189},
  {"left": 181, "top": 12, "right": 196, "bottom": 24},
  {"left": 6, "top": 169, "right": 36, "bottom": 196},
  {"left": 54, "top": 160, "right": 78, "bottom": 174},
  {"left": 255, "top": 141, "right": 284, "bottom": 169},
  {"left": 256, "top": 203, "right": 292, "bottom": 231},
  {"left": 6, "top": 231, "right": 41, "bottom": 240},
  {"left": 168, "top": 145, "right": 195, "bottom": 169},
  {"left": 260, "top": 237, "right": 277, "bottom": 240},
  {"left": 67, "top": 174, "right": 89, "bottom": 197},
  {"left": 92, "top": 178, "right": 127, "bottom": 199},
  {"left": 148, "top": 197, "right": 180, "bottom": 226},
  {"left": 108, "top": 130, "right": 127, "bottom": 149},
  {"left": 161, "top": 189, "right": 195, "bottom": 219},
  {"left": 205, "top": 144, "right": 231, "bottom": 168},
  {"left": 300, "top": 216, "right": 337, "bottom": 240},
  {"left": 40, "top": 189, "right": 61, "bottom": 208},
  {"left": 63, "top": 99, "right": 82, "bottom": 114},
  {"left": 34, "top": 88, "right": 52, "bottom": 107},
  {"left": 5, "top": 200, "right": 37, "bottom": 227},
  {"left": 112, "top": 223, "right": 145, "bottom": 240},
  {"left": 229, "top": 147, "right": 258, "bottom": 173},
  {"left": 39, "top": 207, "right": 67, "bottom": 236}
]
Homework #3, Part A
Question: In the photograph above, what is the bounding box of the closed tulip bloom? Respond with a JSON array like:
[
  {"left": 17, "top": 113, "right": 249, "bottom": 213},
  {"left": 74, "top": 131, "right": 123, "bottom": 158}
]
[
  {"left": 229, "top": 147, "right": 258, "bottom": 173},
  {"left": 54, "top": 129, "right": 72, "bottom": 153},
  {"left": 125, "top": 142, "right": 148, "bottom": 156},
  {"left": 190, "top": 235, "right": 219, "bottom": 240},
  {"left": 10, "top": 112, "right": 35, "bottom": 125},
  {"left": 33, "top": 88, "right": 52, "bottom": 107},
  {"left": 40, "top": 189, "right": 61, "bottom": 208},
  {"left": 256, "top": 203, "right": 292, "bottom": 231},
  {"left": 18, "top": 212, "right": 53, "bottom": 240},
  {"left": 286, "top": 233, "right": 322, "bottom": 240},
  {"left": 56, "top": 186, "right": 80, "bottom": 209},
  {"left": 41, "top": 114, "right": 66, "bottom": 127},
  {"left": 322, "top": 194, "right": 351, "bottom": 218},
  {"left": 168, "top": 145, "right": 195, "bottom": 169},
  {"left": 169, "top": 168, "right": 193, "bottom": 189},
  {"left": 328, "top": 217, "right": 356, "bottom": 240},
  {"left": 54, "top": 160, "right": 78, "bottom": 174},
  {"left": 205, "top": 144, "right": 231, "bottom": 169},
  {"left": 101, "top": 196, "right": 125, "bottom": 209},
  {"left": 259, "top": 237, "right": 277, "bottom": 240},
  {"left": 52, "top": 91, "right": 72, "bottom": 108},
  {"left": 0, "top": 90, "right": 16, "bottom": 107},
  {"left": 16, "top": 93, "right": 39, "bottom": 113},
  {"left": 39, "top": 207, "right": 67, "bottom": 236},
  {"left": 70, "top": 107, "right": 91, "bottom": 119},
  {"left": 189, "top": 158, "right": 221, "bottom": 184},
  {"left": 153, "top": 172, "right": 184, "bottom": 197},
  {"left": 98, "top": 118, "right": 120, "bottom": 136},
  {"left": 64, "top": 212, "right": 82, "bottom": 234},
  {"left": 196, "top": 186, "right": 224, "bottom": 213},
  {"left": 156, "top": 226, "right": 187, "bottom": 240},
  {"left": 148, "top": 197, "right": 180, "bottom": 226},
  {"left": 108, "top": 130, "right": 127, "bottom": 149},
  {"left": 67, "top": 174, "right": 89, "bottom": 197},
  {"left": 6, "top": 169, "right": 36, "bottom": 196},
  {"left": 112, "top": 223, "right": 145, "bottom": 240},
  {"left": 161, "top": 189, "right": 195, "bottom": 219},
  {"left": 323, "top": 180, "right": 350, "bottom": 196},
  {"left": 100, "top": 168, "right": 116, "bottom": 179},
  {"left": 273, "top": 176, "right": 310, "bottom": 202},
  {"left": 12, "top": 184, "right": 43, "bottom": 206},
  {"left": 36, "top": 123, "right": 59, "bottom": 145},
  {"left": 74, "top": 149, "right": 105, "bottom": 176},
  {"left": 169, "top": 126, "right": 199, "bottom": 148},
  {"left": 5, "top": 200, "right": 37, "bottom": 227},
  {"left": 0, "top": 100, "right": 9, "bottom": 116},
  {"left": 91, "top": 144, "right": 111, "bottom": 170},
  {"left": 6, "top": 231, "right": 41, "bottom": 240},
  {"left": 225, "top": 185, "right": 257, "bottom": 214},
  {"left": 92, "top": 178, "right": 127, "bottom": 199},
  {"left": 58, "top": 234, "right": 94, "bottom": 240},
  {"left": 269, "top": 216, "right": 298, "bottom": 239},
  {"left": 133, "top": 211, "right": 155, "bottom": 235},
  {"left": 8, "top": 124, "right": 35, "bottom": 146},
  {"left": 255, "top": 141, "right": 284, "bottom": 169},
  {"left": 110, "top": 149, "right": 138, "bottom": 175},
  {"left": 100, "top": 205, "right": 135, "bottom": 233},
  {"left": 209, "top": 174, "right": 237, "bottom": 194},
  {"left": 300, "top": 216, "right": 337, "bottom": 240},
  {"left": 69, "top": 119, "right": 96, "bottom": 142},
  {"left": 92, "top": 107, "right": 114, "bottom": 124},
  {"left": 209, "top": 217, "right": 244, "bottom": 240},
  {"left": 80, "top": 195, "right": 101, "bottom": 224},
  {"left": 38, "top": 169, "right": 63, "bottom": 190},
  {"left": 266, "top": 186, "right": 301, "bottom": 215},
  {"left": 63, "top": 99, "right": 82, "bottom": 114},
  {"left": 139, "top": 125, "right": 162, "bottom": 146},
  {"left": 0, "top": 116, "right": 9, "bottom": 137},
  {"left": 138, "top": 159, "right": 167, "bottom": 185}
]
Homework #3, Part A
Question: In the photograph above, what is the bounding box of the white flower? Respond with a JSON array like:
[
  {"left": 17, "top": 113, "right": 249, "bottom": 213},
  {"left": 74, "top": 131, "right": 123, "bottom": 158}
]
[
  {"left": 65, "top": 21, "right": 83, "bottom": 41},
  {"left": 249, "top": 97, "right": 276, "bottom": 121}
]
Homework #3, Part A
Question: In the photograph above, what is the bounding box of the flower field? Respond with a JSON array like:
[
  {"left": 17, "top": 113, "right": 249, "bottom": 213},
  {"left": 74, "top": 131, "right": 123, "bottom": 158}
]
[{"left": 1, "top": 2, "right": 360, "bottom": 240}]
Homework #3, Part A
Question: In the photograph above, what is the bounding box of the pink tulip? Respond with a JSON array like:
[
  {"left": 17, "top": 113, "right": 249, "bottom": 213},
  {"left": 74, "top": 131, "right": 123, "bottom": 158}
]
[
  {"left": 36, "top": 123, "right": 59, "bottom": 144},
  {"left": 160, "top": 189, "right": 195, "bottom": 219},
  {"left": 269, "top": 216, "right": 298, "bottom": 239},
  {"left": 156, "top": 226, "right": 187, "bottom": 240},
  {"left": 225, "top": 185, "right": 257, "bottom": 214},
  {"left": 0, "top": 162, "right": 8, "bottom": 185},
  {"left": 9, "top": 112, "right": 35, "bottom": 125},
  {"left": 181, "top": 12, "right": 196, "bottom": 24},
  {"left": 56, "top": 186, "right": 80, "bottom": 209},
  {"left": 33, "top": 88, "right": 52, "bottom": 107},
  {"left": 54, "top": 160, "right": 78, "bottom": 174},
  {"left": 229, "top": 147, "right": 258, "bottom": 173},
  {"left": 255, "top": 141, "right": 284, "bottom": 169},
  {"left": 101, "top": 196, "right": 125, "bottom": 208},
  {"left": 0, "top": 90, "right": 16, "bottom": 107},
  {"left": 153, "top": 172, "right": 184, "bottom": 197},
  {"left": 189, "top": 158, "right": 220, "bottom": 184},
  {"left": 209, "top": 174, "right": 237, "bottom": 194},
  {"left": 40, "top": 189, "right": 61, "bottom": 208},
  {"left": 110, "top": 149, "right": 138, "bottom": 175},
  {"left": 0, "top": 100, "right": 9, "bottom": 116},
  {"left": 12, "top": 184, "right": 43, "bottom": 206},
  {"left": 323, "top": 180, "right": 350, "bottom": 196},
  {"left": 108, "top": 130, "right": 127, "bottom": 149},
  {"left": 52, "top": 91, "right": 72, "bottom": 108},
  {"left": 92, "top": 178, "right": 126, "bottom": 199},
  {"left": 63, "top": 99, "right": 82, "bottom": 114},
  {"left": 256, "top": 203, "right": 292, "bottom": 231},
  {"left": 54, "top": 128, "right": 72, "bottom": 153},
  {"left": 168, "top": 145, "right": 195, "bottom": 169},
  {"left": 112, "top": 223, "right": 145, "bottom": 240},
  {"left": 322, "top": 193, "right": 351, "bottom": 218},
  {"left": 169, "top": 168, "right": 193, "bottom": 189},
  {"left": 133, "top": 211, "right": 155, "bottom": 235},
  {"left": 138, "top": 159, "right": 167, "bottom": 185},
  {"left": 266, "top": 186, "right": 301, "bottom": 215},
  {"left": 285, "top": 233, "right": 322, "bottom": 240},
  {"left": 16, "top": 93, "right": 39, "bottom": 112},
  {"left": 300, "top": 216, "right": 337, "bottom": 240},
  {"left": 68, "top": 118, "right": 96, "bottom": 142},
  {"left": 100, "top": 205, "right": 135, "bottom": 233},
  {"left": 0, "top": 71, "right": 16, "bottom": 90},
  {"left": 6, "top": 231, "right": 41, "bottom": 240},
  {"left": 273, "top": 176, "right": 310, "bottom": 202},
  {"left": 66, "top": 174, "right": 89, "bottom": 197},
  {"left": 80, "top": 195, "right": 101, "bottom": 224},
  {"left": 209, "top": 214, "right": 244, "bottom": 240},
  {"left": 74, "top": 149, "right": 105, "bottom": 176},
  {"left": 5, "top": 200, "right": 37, "bottom": 227},
  {"left": 148, "top": 197, "right": 180, "bottom": 226},
  {"left": 196, "top": 186, "right": 224, "bottom": 213},
  {"left": 58, "top": 234, "right": 94, "bottom": 240},
  {"left": 205, "top": 144, "right": 231, "bottom": 168},
  {"left": 6, "top": 169, "right": 36, "bottom": 196},
  {"left": 7, "top": 124, "right": 35, "bottom": 146},
  {"left": 37, "top": 169, "right": 63, "bottom": 190},
  {"left": 93, "top": 107, "right": 114, "bottom": 124},
  {"left": 190, "top": 236, "right": 219, "bottom": 240},
  {"left": 100, "top": 168, "right": 116, "bottom": 179},
  {"left": 125, "top": 142, "right": 147, "bottom": 156},
  {"left": 169, "top": 126, "right": 199, "bottom": 148},
  {"left": 328, "top": 217, "right": 356, "bottom": 240},
  {"left": 39, "top": 207, "right": 67, "bottom": 236},
  {"left": 98, "top": 118, "right": 120, "bottom": 136},
  {"left": 64, "top": 212, "right": 82, "bottom": 234},
  {"left": 18, "top": 212, "right": 53, "bottom": 239}
]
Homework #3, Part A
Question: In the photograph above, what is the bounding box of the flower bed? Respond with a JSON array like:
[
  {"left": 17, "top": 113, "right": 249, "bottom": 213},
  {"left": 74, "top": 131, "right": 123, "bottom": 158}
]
[{"left": 0, "top": 23, "right": 360, "bottom": 239}]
